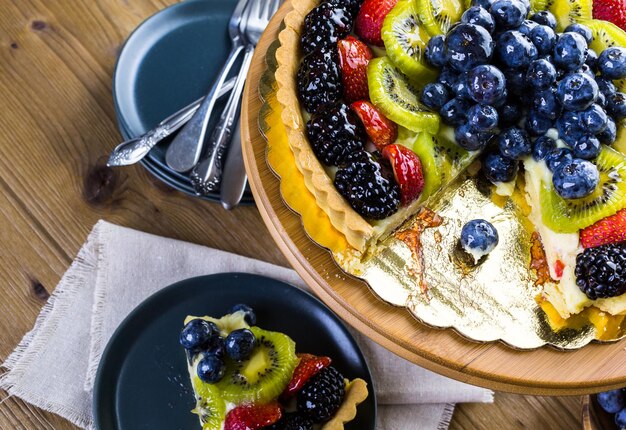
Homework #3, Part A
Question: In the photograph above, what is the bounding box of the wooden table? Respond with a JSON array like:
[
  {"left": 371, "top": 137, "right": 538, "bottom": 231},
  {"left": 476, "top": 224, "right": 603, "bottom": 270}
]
[{"left": 0, "top": 1, "right": 582, "bottom": 428}]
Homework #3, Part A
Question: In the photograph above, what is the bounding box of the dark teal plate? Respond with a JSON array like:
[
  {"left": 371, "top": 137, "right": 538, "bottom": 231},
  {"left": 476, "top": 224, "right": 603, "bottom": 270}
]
[
  {"left": 113, "top": 0, "right": 253, "bottom": 203},
  {"left": 93, "top": 273, "right": 376, "bottom": 429}
]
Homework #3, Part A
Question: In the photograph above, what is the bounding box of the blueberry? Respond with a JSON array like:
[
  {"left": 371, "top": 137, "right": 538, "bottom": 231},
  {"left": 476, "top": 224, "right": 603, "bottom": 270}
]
[
  {"left": 460, "top": 219, "right": 499, "bottom": 258},
  {"left": 598, "top": 116, "right": 617, "bottom": 144},
  {"left": 597, "top": 77, "right": 617, "bottom": 98},
  {"left": 526, "top": 58, "right": 557, "bottom": 89},
  {"left": 197, "top": 355, "right": 226, "bottom": 383},
  {"left": 580, "top": 104, "right": 608, "bottom": 134},
  {"left": 467, "top": 64, "right": 507, "bottom": 104},
  {"left": 471, "top": 0, "right": 497, "bottom": 10},
  {"left": 598, "top": 390, "right": 626, "bottom": 414},
  {"left": 545, "top": 147, "right": 574, "bottom": 172},
  {"left": 597, "top": 91, "right": 607, "bottom": 109},
  {"left": 225, "top": 328, "right": 257, "bottom": 361},
  {"left": 437, "top": 67, "right": 459, "bottom": 90},
  {"left": 570, "top": 135, "right": 601, "bottom": 159},
  {"left": 180, "top": 319, "right": 215, "bottom": 351},
  {"left": 530, "top": 10, "right": 557, "bottom": 29},
  {"left": 230, "top": 303, "right": 257, "bottom": 325},
  {"left": 495, "top": 31, "right": 538, "bottom": 70},
  {"left": 440, "top": 97, "right": 471, "bottom": 126},
  {"left": 532, "top": 135, "right": 557, "bottom": 161},
  {"left": 585, "top": 48, "right": 598, "bottom": 71},
  {"left": 564, "top": 23, "right": 593, "bottom": 44},
  {"left": 482, "top": 149, "right": 519, "bottom": 183},
  {"left": 526, "top": 110, "right": 553, "bottom": 136},
  {"left": 421, "top": 83, "right": 451, "bottom": 111},
  {"left": 529, "top": 25, "right": 557, "bottom": 56},
  {"left": 205, "top": 336, "right": 226, "bottom": 359},
  {"left": 616, "top": 407, "right": 626, "bottom": 429},
  {"left": 490, "top": 0, "right": 526, "bottom": 30},
  {"left": 455, "top": 123, "right": 493, "bottom": 151},
  {"left": 552, "top": 158, "right": 599, "bottom": 199},
  {"left": 557, "top": 73, "right": 599, "bottom": 111},
  {"left": 425, "top": 35, "right": 447, "bottom": 68},
  {"left": 554, "top": 32, "right": 588, "bottom": 72},
  {"left": 461, "top": 6, "right": 496, "bottom": 33},
  {"left": 557, "top": 110, "right": 584, "bottom": 140},
  {"left": 453, "top": 74, "right": 472, "bottom": 99},
  {"left": 498, "top": 127, "right": 531, "bottom": 159},
  {"left": 504, "top": 69, "right": 526, "bottom": 97},
  {"left": 468, "top": 104, "right": 499, "bottom": 131},
  {"left": 445, "top": 23, "right": 494, "bottom": 72},
  {"left": 518, "top": 20, "right": 539, "bottom": 36},
  {"left": 577, "top": 63, "right": 595, "bottom": 79},
  {"left": 499, "top": 100, "right": 522, "bottom": 127},
  {"left": 598, "top": 47, "right": 626, "bottom": 79},
  {"left": 607, "top": 92, "right": 626, "bottom": 120},
  {"left": 533, "top": 88, "right": 561, "bottom": 120}
]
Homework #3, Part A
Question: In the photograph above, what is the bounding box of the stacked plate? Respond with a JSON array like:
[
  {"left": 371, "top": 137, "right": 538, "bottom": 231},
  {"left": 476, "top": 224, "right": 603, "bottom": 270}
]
[{"left": 113, "top": 0, "right": 253, "bottom": 203}]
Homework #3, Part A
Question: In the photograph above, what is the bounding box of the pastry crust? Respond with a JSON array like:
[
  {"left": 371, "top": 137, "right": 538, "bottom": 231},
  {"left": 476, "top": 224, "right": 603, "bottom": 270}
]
[
  {"left": 321, "top": 378, "right": 369, "bottom": 430},
  {"left": 275, "top": 0, "right": 374, "bottom": 252}
]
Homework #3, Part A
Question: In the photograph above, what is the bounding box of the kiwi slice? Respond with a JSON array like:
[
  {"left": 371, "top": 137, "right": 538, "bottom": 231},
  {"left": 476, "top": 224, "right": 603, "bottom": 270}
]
[
  {"left": 382, "top": 0, "right": 437, "bottom": 83},
  {"left": 368, "top": 56, "right": 440, "bottom": 134},
  {"left": 541, "top": 146, "right": 626, "bottom": 233},
  {"left": 615, "top": 121, "right": 626, "bottom": 155},
  {"left": 530, "top": 0, "right": 550, "bottom": 13},
  {"left": 216, "top": 326, "right": 297, "bottom": 404},
  {"left": 417, "top": 0, "right": 464, "bottom": 36},
  {"left": 192, "top": 377, "right": 225, "bottom": 430},
  {"left": 586, "top": 20, "right": 626, "bottom": 92},
  {"left": 545, "top": 0, "right": 592, "bottom": 31},
  {"left": 185, "top": 311, "right": 250, "bottom": 337}
]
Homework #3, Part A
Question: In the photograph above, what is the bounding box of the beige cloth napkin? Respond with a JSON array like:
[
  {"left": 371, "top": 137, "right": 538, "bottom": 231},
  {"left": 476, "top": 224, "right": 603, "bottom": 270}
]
[{"left": 0, "top": 220, "right": 492, "bottom": 429}]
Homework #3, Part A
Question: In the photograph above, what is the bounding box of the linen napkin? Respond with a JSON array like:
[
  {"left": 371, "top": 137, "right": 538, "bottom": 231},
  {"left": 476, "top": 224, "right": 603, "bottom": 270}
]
[{"left": 0, "top": 220, "right": 493, "bottom": 430}]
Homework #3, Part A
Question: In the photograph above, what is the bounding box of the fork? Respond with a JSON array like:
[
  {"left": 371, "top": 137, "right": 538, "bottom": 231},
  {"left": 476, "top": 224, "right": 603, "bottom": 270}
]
[
  {"left": 190, "top": 0, "right": 280, "bottom": 196},
  {"left": 164, "top": 0, "right": 249, "bottom": 173}
]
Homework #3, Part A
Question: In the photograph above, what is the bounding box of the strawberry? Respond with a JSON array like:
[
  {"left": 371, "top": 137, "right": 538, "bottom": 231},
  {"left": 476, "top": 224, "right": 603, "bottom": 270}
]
[
  {"left": 382, "top": 144, "right": 424, "bottom": 205},
  {"left": 580, "top": 209, "right": 626, "bottom": 249},
  {"left": 593, "top": 0, "right": 626, "bottom": 31},
  {"left": 355, "top": 0, "right": 399, "bottom": 46},
  {"left": 224, "top": 403, "right": 282, "bottom": 430},
  {"left": 337, "top": 36, "right": 373, "bottom": 103},
  {"left": 281, "top": 353, "right": 331, "bottom": 400},
  {"left": 351, "top": 101, "right": 398, "bottom": 149}
]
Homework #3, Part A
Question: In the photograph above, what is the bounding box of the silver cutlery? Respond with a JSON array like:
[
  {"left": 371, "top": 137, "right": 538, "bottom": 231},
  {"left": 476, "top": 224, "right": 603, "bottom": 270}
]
[
  {"left": 164, "top": 0, "right": 250, "bottom": 173},
  {"left": 220, "top": 121, "right": 247, "bottom": 209},
  {"left": 107, "top": 78, "right": 236, "bottom": 167},
  {"left": 191, "top": 0, "right": 280, "bottom": 197}
]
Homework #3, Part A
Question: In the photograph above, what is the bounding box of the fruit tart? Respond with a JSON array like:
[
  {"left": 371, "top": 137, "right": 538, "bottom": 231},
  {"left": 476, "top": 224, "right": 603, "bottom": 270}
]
[
  {"left": 273, "top": 0, "right": 626, "bottom": 336},
  {"left": 179, "top": 305, "right": 369, "bottom": 429}
]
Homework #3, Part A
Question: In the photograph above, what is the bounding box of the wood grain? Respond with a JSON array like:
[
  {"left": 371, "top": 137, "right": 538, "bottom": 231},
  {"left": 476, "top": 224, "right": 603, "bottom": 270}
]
[{"left": 0, "top": 0, "right": 590, "bottom": 428}]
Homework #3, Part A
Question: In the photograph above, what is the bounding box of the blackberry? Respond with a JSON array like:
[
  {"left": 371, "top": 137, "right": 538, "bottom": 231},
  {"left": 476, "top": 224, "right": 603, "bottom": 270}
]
[
  {"left": 329, "top": 0, "right": 364, "bottom": 16},
  {"left": 301, "top": 2, "right": 353, "bottom": 56},
  {"left": 334, "top": 151, "right": 401, "bottom": 220},
  {"left": 296, "top": 366, "right": 346, "bottom": 423},
  {"left": 266, "top": 412, "right": 313, "bottom": 430},
  {"left": 307, "top": 103, "right": 365, "bottom": 166},
  {"left": 297, "top": 48, "right": 342, "bottom": 114},
  {"left": 575, "top": 243, "right": 626, "bottom": 300}
]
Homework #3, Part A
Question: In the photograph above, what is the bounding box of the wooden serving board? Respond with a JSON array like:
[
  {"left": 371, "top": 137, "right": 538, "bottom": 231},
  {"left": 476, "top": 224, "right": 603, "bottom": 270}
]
[{"left": 241, "top": 2, "right": 626, "bottom": 396}]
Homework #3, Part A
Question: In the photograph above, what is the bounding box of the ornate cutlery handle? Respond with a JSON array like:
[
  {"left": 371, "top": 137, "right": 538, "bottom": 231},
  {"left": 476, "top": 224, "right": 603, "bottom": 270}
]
[{"left": 193, "top": 44, "right": 255, "bottom": 194}]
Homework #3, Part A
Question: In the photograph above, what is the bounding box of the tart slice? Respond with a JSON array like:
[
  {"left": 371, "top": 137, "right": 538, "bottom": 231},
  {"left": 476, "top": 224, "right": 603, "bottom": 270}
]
[{"left": 179, "top": 306, "right": 368, "bottom": 429}]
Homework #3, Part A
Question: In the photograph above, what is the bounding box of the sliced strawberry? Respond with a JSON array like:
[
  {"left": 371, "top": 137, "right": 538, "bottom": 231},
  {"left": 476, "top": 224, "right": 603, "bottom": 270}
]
[
  {"left": 355, "top": 0, "right": 399, "bottom": 46},
  {"left": 554, "top": 260, "right": 565, "bottom": 279},
  {"left": 593, "top": 0, "right": 626, "bottom": 31},
  {"left": 281, "top": 353, "right": 331, "bottom": 400},
  {"left": 337, "top": 36, "right": 373, "bottom": 103},
  {"left": 382, "top": 144, "right": 424, "bottom": 205},
  {"left": 224, "top": 403, "right": 282, "bottom": 430},
  {"left": 351, "top": 100, "right": 398, "bottom": 150},
  {"left": 580, "top": 209, "right": 626, "bottom": 249}
]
